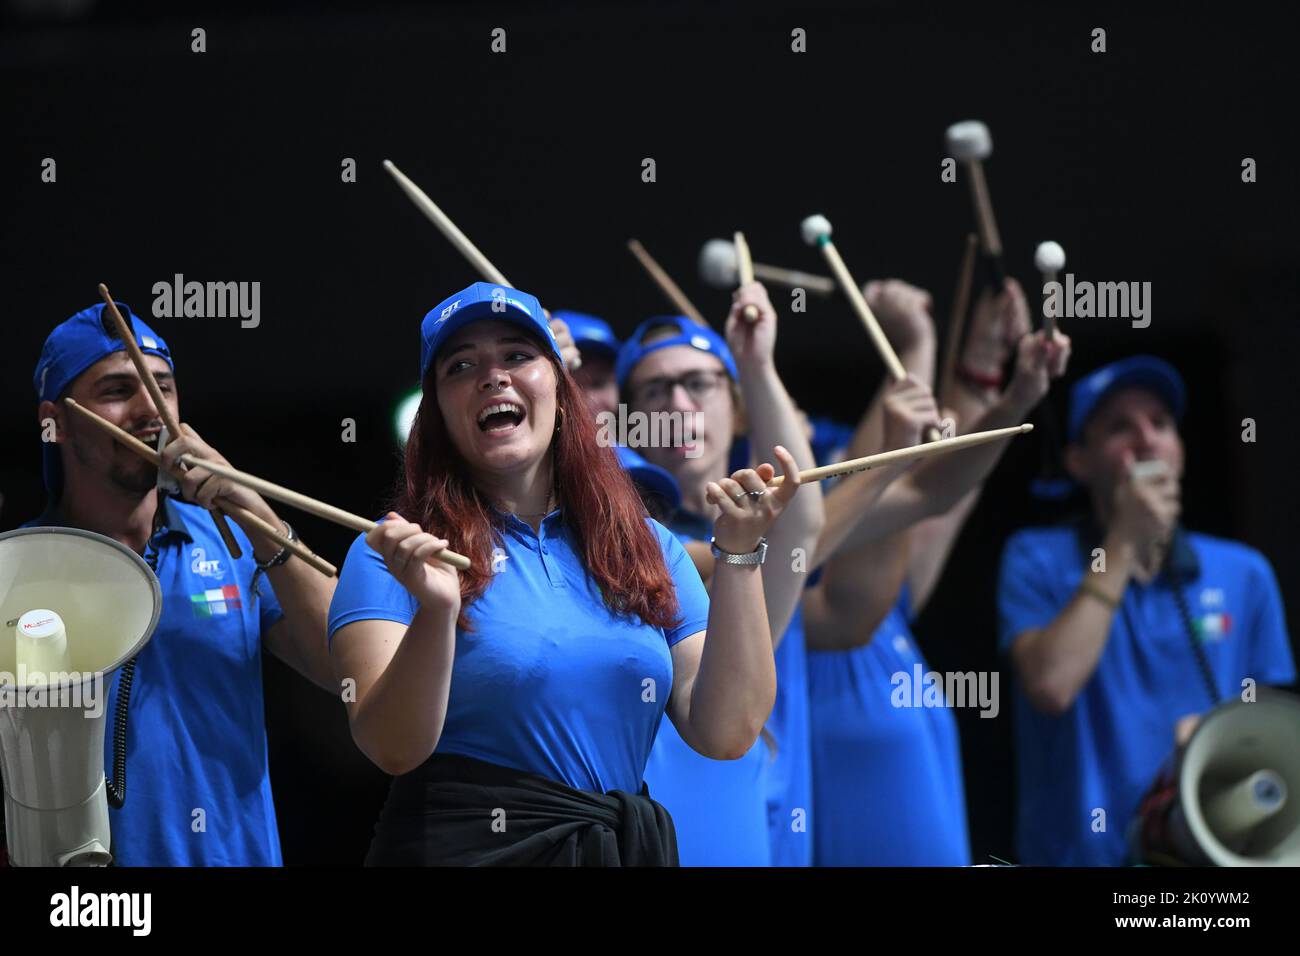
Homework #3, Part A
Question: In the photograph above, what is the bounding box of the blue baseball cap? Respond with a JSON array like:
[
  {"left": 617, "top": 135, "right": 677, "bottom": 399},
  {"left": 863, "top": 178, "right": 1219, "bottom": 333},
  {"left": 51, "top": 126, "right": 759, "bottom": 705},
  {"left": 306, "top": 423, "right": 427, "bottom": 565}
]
[
  {"left": 552, "top": 310, "right": 620, "bottom": 359},
  {"left": 615, "top": 316, "right": 738, "bottom": 388},
  {"left": 615, "top": 445, "right": 681, "bottom": 510},
  {"left": 33, "top": 301, "right": 174, "bottom": 502},
  {"left": 420, "top": 282, "right": 560, "bottom": 381},
  {"left": 1067, "top": 355, "right": 1186, "bottom": 444}
]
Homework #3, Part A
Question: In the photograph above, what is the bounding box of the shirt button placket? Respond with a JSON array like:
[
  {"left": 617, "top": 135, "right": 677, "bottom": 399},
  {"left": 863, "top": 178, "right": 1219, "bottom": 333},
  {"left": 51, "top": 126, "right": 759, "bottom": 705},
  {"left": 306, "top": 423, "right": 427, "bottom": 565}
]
[{"left": 538, "top": 528, "right": 565, "bottom": 589}]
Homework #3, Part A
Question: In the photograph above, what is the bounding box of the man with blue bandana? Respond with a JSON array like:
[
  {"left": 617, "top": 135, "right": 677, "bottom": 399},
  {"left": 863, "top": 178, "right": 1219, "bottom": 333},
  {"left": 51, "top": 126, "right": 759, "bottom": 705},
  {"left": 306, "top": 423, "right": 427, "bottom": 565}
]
[
  {"left": 998, "top": 355, "right": 1295, "bottom": 865},
  {"left": 15, "top": 301, "right": 337, "bottom": 866}
]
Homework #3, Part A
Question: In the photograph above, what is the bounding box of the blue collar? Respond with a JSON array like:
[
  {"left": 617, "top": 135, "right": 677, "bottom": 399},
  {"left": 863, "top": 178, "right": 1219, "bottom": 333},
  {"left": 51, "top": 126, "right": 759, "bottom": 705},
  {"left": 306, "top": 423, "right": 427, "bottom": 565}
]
[
  {"left": 498, "top": 508, "right": 565, "bottom": 539},
  {"left": 155, "top": 496, "right": 195, "bottom": 542}
]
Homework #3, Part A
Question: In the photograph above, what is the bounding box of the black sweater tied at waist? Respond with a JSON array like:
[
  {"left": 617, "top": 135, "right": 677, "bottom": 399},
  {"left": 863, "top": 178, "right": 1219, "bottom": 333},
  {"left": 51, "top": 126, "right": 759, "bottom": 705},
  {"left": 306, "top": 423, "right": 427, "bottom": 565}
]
[{"left": 364, "top": 753, "right": 679, "bottom": 866}]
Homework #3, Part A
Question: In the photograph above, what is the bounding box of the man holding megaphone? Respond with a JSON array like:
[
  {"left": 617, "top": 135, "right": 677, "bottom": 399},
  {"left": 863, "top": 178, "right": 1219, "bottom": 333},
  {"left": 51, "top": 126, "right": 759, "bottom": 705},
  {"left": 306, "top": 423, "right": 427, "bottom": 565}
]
[
  {"left": 996, "top": 356, "right": 1295, "bottom": 866},
  {"left": 6, "top": 301, "right": 337, "bottom": 866}
]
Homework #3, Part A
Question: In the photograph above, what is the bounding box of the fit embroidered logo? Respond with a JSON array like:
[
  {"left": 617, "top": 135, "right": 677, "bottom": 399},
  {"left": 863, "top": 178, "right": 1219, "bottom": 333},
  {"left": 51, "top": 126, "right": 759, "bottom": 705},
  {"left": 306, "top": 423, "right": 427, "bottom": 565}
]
[
  {"left": 190, "top": 585, "right": 242, "bottom": 619},
  {"left": 190, "top": 546, "right": 225, "bottom": 579}
]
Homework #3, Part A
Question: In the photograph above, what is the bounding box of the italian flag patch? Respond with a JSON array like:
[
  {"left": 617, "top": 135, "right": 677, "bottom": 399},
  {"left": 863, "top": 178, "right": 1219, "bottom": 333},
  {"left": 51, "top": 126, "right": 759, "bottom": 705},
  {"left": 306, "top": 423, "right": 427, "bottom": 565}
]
[
  {"left": 191, "top": 585, "right": 242, "bottom": 619},
  {"left": 1196, "top": 612, "right": 1232, "bottom": 641}
]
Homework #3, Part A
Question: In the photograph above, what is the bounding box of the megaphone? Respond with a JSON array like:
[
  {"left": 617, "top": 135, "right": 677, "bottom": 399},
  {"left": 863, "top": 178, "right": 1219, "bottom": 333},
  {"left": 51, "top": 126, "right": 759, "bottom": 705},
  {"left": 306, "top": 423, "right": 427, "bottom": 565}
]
[
  {"left": 1129, "top": 691, "right": 1300, "bottom": 865},
  {"left": 0, "top": 527, "right": 160, "bottom": 867}
]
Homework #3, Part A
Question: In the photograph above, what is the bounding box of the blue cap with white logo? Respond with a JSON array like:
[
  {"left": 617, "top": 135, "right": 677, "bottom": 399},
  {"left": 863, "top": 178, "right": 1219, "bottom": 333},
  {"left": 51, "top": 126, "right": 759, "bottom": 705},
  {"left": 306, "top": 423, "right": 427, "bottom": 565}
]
[
  {"left": 33, "top": 301, "right": 174, "bottom": 502},
  {"left": 1067, "top": 355, "right": 1186, "bottom": 443},
  {"left": 420, "top": 282, "right": 560, "bottom": 381},
  {"left": 552, "top": 310, "right": 620, "bottom": 358},
  {"left": 615, "top": 316, "right": 738, "bottom": 388},
  {"left": 615, "top": 445, "right": 682, "bottom": 510}
]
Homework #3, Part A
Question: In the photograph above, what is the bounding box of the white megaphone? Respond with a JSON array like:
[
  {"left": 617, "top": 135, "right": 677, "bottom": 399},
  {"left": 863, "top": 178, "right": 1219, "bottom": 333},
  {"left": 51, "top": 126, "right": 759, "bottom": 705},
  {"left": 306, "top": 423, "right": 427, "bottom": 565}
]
[
  {"left": 1129, "top": 691, "right": 1300, "bottom": 865},
  {"left": 0, "top": 527, "right": 160, "bottom": 867}
]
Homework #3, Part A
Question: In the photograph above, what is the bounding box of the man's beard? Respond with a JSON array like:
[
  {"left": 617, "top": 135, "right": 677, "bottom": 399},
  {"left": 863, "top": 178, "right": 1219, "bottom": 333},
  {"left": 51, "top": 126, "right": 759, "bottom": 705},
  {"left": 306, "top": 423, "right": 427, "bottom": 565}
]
[
  {"left": 68, "top": 427, "right": 158, "bottom": 496},
  {"left": 108, "top": 456, "right": 158, "bottom": 496}
]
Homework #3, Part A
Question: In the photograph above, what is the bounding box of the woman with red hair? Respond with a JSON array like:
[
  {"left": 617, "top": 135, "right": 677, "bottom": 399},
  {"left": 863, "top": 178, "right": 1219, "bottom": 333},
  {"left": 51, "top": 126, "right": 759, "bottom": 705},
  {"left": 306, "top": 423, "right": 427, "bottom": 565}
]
[{"left": 327, "top": 282, "right": 802, "bottom": 865}]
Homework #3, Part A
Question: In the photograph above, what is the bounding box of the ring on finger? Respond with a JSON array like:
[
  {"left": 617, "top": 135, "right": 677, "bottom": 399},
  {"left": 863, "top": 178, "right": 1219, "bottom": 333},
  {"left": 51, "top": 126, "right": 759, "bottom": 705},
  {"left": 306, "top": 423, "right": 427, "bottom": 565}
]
[
  {"left": 746, "top": 490, "right": 766, "bottom": 499},
  {"left": 731, "top": 492, "right": 746, "bottom": 502}
]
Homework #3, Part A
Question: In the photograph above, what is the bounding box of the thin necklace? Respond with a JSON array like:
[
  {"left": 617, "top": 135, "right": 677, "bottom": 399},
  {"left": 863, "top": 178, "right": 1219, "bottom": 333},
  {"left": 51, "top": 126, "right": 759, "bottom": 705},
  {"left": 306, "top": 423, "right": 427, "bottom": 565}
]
[{"left": 513, "top": 492, "right": 557, "bottom": 518}]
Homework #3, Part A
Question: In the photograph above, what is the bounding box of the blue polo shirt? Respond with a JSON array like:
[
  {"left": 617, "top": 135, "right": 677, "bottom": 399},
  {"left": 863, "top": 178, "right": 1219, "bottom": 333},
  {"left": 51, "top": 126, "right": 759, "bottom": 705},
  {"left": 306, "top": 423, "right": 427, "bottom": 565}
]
[
  {"left": 24, "top": 497, "right": 286, "bottom": 866},
  {"left": 763, "top": 415, "right": 864, "bottom": 866},
  {"left": 808, "top": 587, "right": 971, "bottom": 866},
  {"left": 641, "top": 509, "right": 772, "bottom": 866},
  {"left": 998, "top": 522, "right": 1296, "bottom": 866},
  {"left": 327, "top": 512, "right": 709, "bottom": 796},
  {"left": 765, "top": 604, "right": 814, "bottom": 866}
]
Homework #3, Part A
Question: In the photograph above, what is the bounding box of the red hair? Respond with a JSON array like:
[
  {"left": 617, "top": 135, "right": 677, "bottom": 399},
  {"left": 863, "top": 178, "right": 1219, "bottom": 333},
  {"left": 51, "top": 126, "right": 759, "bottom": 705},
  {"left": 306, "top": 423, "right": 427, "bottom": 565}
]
[{"left": 392, "top": 338, "right": 681, "bottom": 632}]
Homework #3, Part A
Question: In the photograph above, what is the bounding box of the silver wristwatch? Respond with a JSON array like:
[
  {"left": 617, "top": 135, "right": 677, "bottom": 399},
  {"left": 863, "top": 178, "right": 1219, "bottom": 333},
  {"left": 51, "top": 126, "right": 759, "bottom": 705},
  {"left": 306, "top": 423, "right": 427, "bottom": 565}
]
[{"left": 709, "top": 536, "right": 768, "bottom": 566}]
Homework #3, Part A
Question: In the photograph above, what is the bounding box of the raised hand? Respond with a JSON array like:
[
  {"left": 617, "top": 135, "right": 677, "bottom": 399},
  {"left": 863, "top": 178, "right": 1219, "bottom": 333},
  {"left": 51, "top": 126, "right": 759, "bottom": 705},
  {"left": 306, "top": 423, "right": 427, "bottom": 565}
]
[
  {"left": 962, "top": 278, "right": 1032, "bottom": 384},
  {"left": 366, "top": 513, "right": 462, "bottom": 614},
  {"left": 548, "top": 316, "right": 582, "bottom": 371},
  {"left": 705, "top": 445, "right": 802, "bottom": 554},
  {"left": 1004, "top": 327, "right": 1071, "bottom": 413},
  {"left": 1109, "top": 454, "right": 1181, "bottom": 562},
  {"left": 725, "top": 282, "right": 777, "bottom": 369},
  {"left": 863, "top": 279, "right": 935, "bottom": 354},
  {"left": 882, "top": 374, "right": 943, "bottom": 450}
]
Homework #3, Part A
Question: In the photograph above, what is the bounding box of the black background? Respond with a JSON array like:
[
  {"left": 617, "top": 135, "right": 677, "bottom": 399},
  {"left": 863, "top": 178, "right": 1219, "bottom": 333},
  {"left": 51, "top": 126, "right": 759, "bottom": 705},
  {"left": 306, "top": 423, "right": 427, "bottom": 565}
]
[{"left": 3, "top": 0, "right": 1297, "bottom": 865}]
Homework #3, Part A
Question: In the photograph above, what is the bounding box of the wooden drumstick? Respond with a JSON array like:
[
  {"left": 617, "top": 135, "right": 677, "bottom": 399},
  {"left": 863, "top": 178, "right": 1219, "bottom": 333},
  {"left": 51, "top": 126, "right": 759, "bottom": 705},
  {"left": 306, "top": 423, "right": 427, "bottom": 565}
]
[
  {"left": 799, "top": 216, "right": 906, "bottom": 381},
  {"left": 381, "top": 159, "right": 580, "bottom": 367},
  {"left": 627, "top": 239, "right": 710, "bottom": 328},
  {"left": 768, "top": 423, "right": 1033, "bottom": 486},
  {"left": 939, "top": 233, "right": 980, "bottom": 401},
  {"left": 64, "top": 399, "right": 337, "bottom": 577},
  {"left": 1034, "top": 241, "right": 1066, "bottom": 337},
  {"left": 732, "top": 231, "right": 761, "bottom": 323},
  {"left": 698, "top": 239, "right": 835, "bottom": 296},
  {"left": 159, "top": 452, "right": 472, "bottom": 571},
  {"left": 799, "top": 215, "right": 941, "bottom": 442},
  {"left": 97, "top": 284, "right": 243, "bottom": 559},
  {"left": 382, "top": 159, "right": 511, "bottom": 287}
]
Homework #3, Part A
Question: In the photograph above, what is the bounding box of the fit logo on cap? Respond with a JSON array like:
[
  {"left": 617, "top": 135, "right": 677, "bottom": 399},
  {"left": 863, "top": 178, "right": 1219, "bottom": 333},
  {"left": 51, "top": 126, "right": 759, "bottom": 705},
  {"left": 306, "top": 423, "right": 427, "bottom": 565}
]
[{"left": 440, "top": 300, "right": 463, "bottom": 321}]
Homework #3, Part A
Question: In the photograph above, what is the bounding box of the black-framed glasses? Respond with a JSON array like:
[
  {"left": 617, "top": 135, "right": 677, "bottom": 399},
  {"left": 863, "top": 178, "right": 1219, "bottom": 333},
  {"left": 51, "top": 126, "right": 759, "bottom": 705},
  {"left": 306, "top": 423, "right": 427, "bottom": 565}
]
[{"left": 629, "top": 370, "right": 728, "bottom": 407}]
